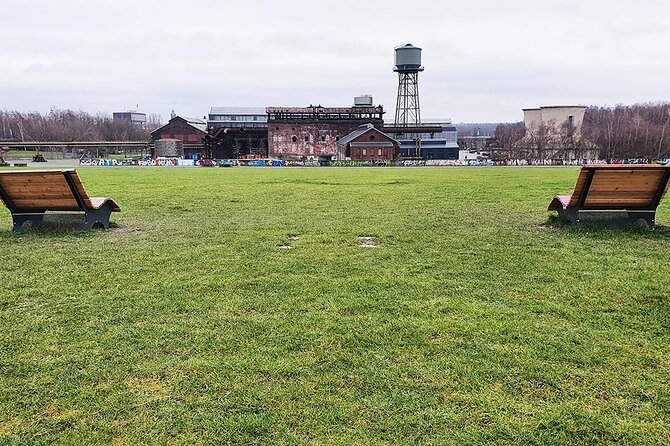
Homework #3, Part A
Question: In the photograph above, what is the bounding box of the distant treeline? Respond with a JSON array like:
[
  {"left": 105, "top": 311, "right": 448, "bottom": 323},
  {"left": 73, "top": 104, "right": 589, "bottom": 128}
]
[
  {"left": 494, "top": 102, "right": 670, "bottom": 159},
  {"left": 0, "top": 108, "right": 162, "bottom": 142}
]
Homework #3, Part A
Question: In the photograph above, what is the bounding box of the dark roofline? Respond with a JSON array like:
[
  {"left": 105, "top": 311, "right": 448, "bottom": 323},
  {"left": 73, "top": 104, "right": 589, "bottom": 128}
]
[
  {"left": 523, "top": 106, "right": 587, "bottom": 111},
  {"left": 150, "top": 116, "right": 208, "bottom": 137}
]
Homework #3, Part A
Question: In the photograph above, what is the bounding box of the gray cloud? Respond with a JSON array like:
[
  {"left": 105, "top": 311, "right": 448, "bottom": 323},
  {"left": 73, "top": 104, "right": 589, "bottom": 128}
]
[{"left": 1, "top": 0, "right": 669, "bottom": 122}]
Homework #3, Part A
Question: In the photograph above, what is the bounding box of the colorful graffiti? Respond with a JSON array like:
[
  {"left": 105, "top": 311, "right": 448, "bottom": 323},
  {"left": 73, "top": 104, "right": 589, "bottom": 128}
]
[
  {"left": 80, "top": 157, "right": 670, "bottom": 168},
  {"left": 80, "top": 158, "right": 189, "bottom": 167}
]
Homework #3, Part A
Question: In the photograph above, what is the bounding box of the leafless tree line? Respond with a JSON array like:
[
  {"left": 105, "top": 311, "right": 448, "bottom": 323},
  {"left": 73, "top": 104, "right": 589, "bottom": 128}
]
[
  {"left": 0, "top": 108, "right": 162, "bottom": 142},
  {"left": 494, "top": 102, "right": 670, "bottom": 159}
]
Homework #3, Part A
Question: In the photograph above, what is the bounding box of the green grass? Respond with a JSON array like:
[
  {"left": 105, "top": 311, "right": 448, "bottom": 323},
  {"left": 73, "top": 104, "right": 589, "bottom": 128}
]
[{"left": 1, "top": 167, "right": 669, "bottom": 445}]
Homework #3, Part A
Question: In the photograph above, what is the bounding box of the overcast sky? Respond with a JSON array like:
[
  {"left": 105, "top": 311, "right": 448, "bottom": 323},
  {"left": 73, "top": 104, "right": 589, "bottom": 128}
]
[{"left": 1, "top": 0, "right": 669, "bottom": 122}]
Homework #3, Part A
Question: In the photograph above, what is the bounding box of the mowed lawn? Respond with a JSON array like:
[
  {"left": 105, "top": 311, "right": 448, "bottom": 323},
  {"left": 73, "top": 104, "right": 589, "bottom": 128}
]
[{"left": 1, "top": 167, "right": 669, "bottom": 445}]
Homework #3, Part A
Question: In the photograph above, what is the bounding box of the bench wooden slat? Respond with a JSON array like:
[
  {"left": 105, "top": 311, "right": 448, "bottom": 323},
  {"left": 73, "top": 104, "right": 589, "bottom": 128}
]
[
  {"left": 12, "top": 198, "right": 81, "bottom": 211},
  {"left": 5, "top": 192, "right": 85, "bottom": 200},
  {"left": 67, "top": 172, "right": 94, "bottom": 209},
  {"left": 0, "top": 184, "right": 74, "bottom": 194},
  {"left": 0, "top": 173, "right": 70, "bottom": 184}
]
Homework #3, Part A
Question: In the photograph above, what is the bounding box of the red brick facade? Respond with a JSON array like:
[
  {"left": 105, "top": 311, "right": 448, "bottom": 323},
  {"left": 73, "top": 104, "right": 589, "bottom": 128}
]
[{"left": 267, "top": 106, "right": 385, "bottom": 159}]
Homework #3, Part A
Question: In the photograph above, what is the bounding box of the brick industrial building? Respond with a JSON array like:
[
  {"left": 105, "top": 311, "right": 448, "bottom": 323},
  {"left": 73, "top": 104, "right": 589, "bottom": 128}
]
[
  {"left": 150, "top": 116, "right": 208, "bottom": 158},
  {"left": 337, "top": 124, "right": 400, "bottom": 160},
  {"left": 266, "top": 99, "right": 385, "bottom": 160}
]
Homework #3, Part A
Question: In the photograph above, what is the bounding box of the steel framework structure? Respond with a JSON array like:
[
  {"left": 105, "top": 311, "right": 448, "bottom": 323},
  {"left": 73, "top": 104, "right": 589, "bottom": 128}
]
[{"left": 394, "top": 71, "right": 422, "bottom": 127}]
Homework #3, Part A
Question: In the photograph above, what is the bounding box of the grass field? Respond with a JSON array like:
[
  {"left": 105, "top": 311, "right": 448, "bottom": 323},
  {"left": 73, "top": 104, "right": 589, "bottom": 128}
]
[{"left": 1, "top": 167, "right": 669, "bottom": 445}]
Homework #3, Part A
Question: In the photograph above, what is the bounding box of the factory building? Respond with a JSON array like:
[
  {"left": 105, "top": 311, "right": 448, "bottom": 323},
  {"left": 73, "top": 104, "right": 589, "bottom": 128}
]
[
  {"left": 515, "top": 106, "right": 597, "bottom": 159},
  {"left": 150, "top": 116, "right": 207, "bottom": 158},
  {"left": 203, "top": 127, "right": 268, "bottom": 159},
  {"left": 383, "top": 122, "right": 459, "bottom": 160},
  {"left": 267, "top": 98, "right": 385, "bottom": 159},
  {"left": 522, "top": 106, "right": 587, "bottom": 136},
  {"left": 113, "top": 111, "right": 147, "bottom": 128},
  {"left": 337, "top": 124, "right": 400, "bottom": 160},
  {"left": 208, "top": 107, "right": 268, "bottom": 129},
  {"left": 416, "top": 121, "right": 459, "bottom": 160}
]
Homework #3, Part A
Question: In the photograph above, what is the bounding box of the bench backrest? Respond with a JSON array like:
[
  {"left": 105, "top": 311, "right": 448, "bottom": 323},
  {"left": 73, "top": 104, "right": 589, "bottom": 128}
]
[
  {"left": 568, "top": 165, "right": 670, "bottom": 210},
  {"left": 0, "top": 170, "right": 94, "bottom": 213}
]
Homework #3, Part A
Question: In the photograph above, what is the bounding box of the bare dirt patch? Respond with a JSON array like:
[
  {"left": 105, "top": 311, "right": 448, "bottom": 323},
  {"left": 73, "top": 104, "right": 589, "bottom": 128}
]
[{"left": 358, "top": 236, "right": 377, "bottom": 248}]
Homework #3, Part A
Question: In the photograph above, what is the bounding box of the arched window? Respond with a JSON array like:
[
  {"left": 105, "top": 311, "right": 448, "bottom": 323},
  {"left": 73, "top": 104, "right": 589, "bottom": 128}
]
[{"left": 291, "top": 136, "right": 298, "bottom": 143}]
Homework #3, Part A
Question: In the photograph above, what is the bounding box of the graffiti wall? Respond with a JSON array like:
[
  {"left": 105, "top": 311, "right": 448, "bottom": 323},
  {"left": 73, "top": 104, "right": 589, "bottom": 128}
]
[
  {"left": 80, "top": 157, "right": 670, "bottom": 168},
  {"left": 79, "top": 158, "right": 184, "bottom": 166}
]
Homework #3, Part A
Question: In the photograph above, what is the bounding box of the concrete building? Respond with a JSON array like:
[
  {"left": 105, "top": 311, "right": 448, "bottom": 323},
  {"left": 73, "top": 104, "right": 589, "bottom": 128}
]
[
  {"left": 522, "top": 106, "right": 587, "bottom": 136},
  {"left": 208, "top": 107, "right": 268, "bottom": 130},
  {"left": 267, "top": 100, "right": 385, "bottom": 160},
  {"left": 113, "top": 111, "right": 147, "bottom": 128},
  {"left": 337, "top": 124, "right": 400, "bottom": 160},
  {"left": 516, "top": 106, "right": 597, "bottom": 159}
]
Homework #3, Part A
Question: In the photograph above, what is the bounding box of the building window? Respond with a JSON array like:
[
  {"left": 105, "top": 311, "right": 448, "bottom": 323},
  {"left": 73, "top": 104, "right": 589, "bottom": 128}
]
[
  {"left": 568, "top": 115, "right": 575, "bottom": 126},
  {"left": 369, "top": 135, "right": 376, "bottom": 141},
  {"left": 362, "top": 149, "right": 367, "bottom": 156},
  {"left": 335, "top": 136, "right": 340, "bottom": 141},
  {"left": 378, "top": 149, "right": 382, "bottom": 156},
  {"left": 292, "top": 136, "right": 298, "bottom": 143},
  {"left": 321, "top": 135, "right": 326, "bottom": 142},
  {"left": 305, "top": 136, "right": 310, "bottom": 142}
]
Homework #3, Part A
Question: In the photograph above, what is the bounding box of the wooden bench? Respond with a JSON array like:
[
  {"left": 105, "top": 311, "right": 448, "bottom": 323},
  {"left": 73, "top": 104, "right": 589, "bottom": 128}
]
[
  {"left": 548, "top": 164, "right": 670, "bottom": 228},
  {"left": 0, "top": 170, "right": 121, "bottom": 231}
]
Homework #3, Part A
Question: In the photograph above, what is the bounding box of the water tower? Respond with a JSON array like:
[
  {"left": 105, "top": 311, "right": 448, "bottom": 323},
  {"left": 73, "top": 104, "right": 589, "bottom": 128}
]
[{"left": 393, "top": 44, "right": 423, "bottom": 127}]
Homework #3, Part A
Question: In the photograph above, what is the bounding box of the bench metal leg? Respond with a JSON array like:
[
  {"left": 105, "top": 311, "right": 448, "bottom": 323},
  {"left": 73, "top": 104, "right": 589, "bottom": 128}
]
[
  {"left": 627, "top": 211, "right": 656, "bottom": 229},
  {"left": 556, "top": 208, "right": 578, "bottom": 224},
  {"left": 83, "top": 203, "right": 114, "bottom": 230},
  {"left": 558, "top": 209, "right": 657, "bottom": 229},
  {"left": 12, "top": 213, "right": 45, "bottom": 232}
]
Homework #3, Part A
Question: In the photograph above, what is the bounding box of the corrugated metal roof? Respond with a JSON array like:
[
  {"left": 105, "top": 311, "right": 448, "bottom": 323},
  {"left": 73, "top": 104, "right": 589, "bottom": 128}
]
[
  {"left": 150, "top": 116, "right": 208, "bottom": 136},
  {"left": 337, "top": 124, "right": 375, "bottom": 146},
  {"left": 209, "top": 107, "right": 267, "bottom": 115},
  {"left": 183, "top": 116, "right": 206, "bottom": 124},
  {"left": 337, "top": 124, "right": 397, "bottom": 147}
]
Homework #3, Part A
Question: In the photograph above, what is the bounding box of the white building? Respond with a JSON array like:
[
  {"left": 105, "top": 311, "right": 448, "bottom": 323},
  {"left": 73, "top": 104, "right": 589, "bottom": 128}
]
[{"left": 208, "top": 107, "right": 268, "bottom": 129}]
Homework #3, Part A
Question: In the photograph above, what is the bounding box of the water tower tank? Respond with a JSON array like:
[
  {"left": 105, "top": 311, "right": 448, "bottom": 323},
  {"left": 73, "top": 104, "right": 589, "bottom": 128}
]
[
  {"left": 394, "top": 44, "right": 423, "bottom": 72},
  {"left": 354, "top": 95, "right": 373, "bottom": 107}
]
